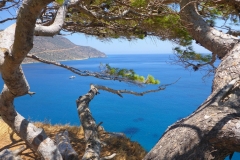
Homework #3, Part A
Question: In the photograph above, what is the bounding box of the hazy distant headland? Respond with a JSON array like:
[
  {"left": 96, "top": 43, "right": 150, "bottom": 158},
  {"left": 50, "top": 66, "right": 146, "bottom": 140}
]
[{"left": 23, "top": 36, "right": 106, "bottom": 63}]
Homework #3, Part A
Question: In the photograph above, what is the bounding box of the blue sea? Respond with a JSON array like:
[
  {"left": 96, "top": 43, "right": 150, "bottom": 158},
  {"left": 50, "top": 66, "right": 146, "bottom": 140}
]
[{"left": 0, "top": 54, "right": 238, "bottom": 159}]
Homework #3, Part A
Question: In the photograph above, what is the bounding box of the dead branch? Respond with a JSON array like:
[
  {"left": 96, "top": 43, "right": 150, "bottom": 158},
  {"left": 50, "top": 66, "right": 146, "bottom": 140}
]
[
  {"left": 100, "top": 153, "right": 117, "bottom": 160},
  {"left": 93, "top": 78, "right": 180, "bottom": 97},
  {"left": 102, "top": 132, "right": 126, "bottom": 138},
  {"left": 0, "top": 146, "right": 26, "bottom": 160},
  {"left": 76, "top": 85, "right": 102, "bottom": 159},
  {"left": 55, "top": 130, "right": 78, "bottom": 160},
  {"left": 75, "top": 81, "right": 179, "bottom": 158},
  {"left": 93, "top": 85, "right": 164, "bottom": 97},
  {"left": 76, "top": 84, "right": 101, "bottom": 159}
]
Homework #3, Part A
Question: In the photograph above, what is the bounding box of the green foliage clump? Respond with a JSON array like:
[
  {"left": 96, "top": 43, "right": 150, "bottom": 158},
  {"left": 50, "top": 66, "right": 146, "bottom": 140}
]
[
  {"left": 199, "top": 2, "right": 240, "bottom": 25},
  {"left": 143, "top": 14, "right": 192, "bottom": 46},
  {"left": 65, "top": 1, "right": 195, "bottom": 44},
  {"left": 138, "top": 34, "right": 145, "bottom": 39},
  {"left": 104, "top": 64, "right": 160, "bottom": 84},
  {"left": 55, "top": 0, "right": 64, "bottom": 5},
  {"left": 145, "top": 75, "right": 160, "bottom": 84},
  {"left": 173, "top": 45, "right": 212, "bottom": 63},
  {"left": 130, "top": 0, "right": 147, "bottom": 7}
]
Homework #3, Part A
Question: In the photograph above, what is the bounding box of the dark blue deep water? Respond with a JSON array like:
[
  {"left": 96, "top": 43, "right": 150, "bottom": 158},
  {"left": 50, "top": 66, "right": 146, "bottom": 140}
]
[{"left": 0, "top": 54, "right": 238, "bottom": 159}]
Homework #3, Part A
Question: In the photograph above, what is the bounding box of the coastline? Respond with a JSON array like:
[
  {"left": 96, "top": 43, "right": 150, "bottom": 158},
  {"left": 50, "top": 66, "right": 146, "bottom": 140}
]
[{"left": 22, "top": 55, "right": 106, "bottom": 64}]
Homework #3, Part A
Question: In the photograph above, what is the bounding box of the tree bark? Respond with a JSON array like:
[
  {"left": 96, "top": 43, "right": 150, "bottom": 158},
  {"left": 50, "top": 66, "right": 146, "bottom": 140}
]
[
  {"left": 76, "top": 85, "right": 119, "bottom": 160},
  {"left": 0, "top": 0, "right": 68, "bottom": 159},
  {"left": 0, "top": 149, "right": 22, "bottom": 160},
  {"left": 0, "top": 146, "right": 25, "bottom": 160},
  {"left": 179, "top": 0, "right": 238, "bottom": 59},
  {"left": 34, "top": 0, "right": 70, "bottom": 36},
  {"left": 144, "top": 0, "right": 240, "bottom": 159},
  {"left": 55, "top": 130, "right": 78, "bottom": 160},
  {"left": 144, "top": 50, "right": 240, "bottom": 159},
  {"left": 76, "top": 85, "right": 102, "bottom": 160}
]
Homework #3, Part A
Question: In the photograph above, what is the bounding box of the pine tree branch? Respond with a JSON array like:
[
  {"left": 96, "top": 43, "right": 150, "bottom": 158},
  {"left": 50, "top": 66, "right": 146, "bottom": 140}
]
[
  {"left": 0, "top": 17, "right": 16, "bottom": 24},
  {"left": 171, "top": 52, "right": 217, "bottom": 72},
  {"left": 26, "top": 54, "right": 144, "bottom": 86},
  {"left": 0, "top": 0, "right": 20, "bottom": 11},
  {"left": 180, "top": 0, "right": 239, "bottom": 59},
  {"left": 34, "top": 0, "right": 70, "bottom": 36}
]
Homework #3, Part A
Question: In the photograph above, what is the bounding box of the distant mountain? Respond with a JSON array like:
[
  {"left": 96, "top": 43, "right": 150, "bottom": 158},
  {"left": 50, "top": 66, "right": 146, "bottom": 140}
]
[{"left": 24, "top": 36, "right": 106, "bottom": 63}]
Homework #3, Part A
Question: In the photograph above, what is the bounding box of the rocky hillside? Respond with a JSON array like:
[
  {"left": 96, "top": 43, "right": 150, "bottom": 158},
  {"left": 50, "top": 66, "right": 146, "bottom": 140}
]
[
  {"left": 0, "top": 119, "right": 146, "bottom": 159},
  {"left": 24, "top": 36, "right": 106, "bottom": 63}
]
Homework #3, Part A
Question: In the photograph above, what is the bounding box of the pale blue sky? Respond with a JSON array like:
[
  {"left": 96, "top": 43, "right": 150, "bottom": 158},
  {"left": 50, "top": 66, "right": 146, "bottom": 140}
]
[
  {"left": 64, "top": 33, "right": 210, "bottom": 55},
  {"left": 0, "top": 11, "right": 210, "bottom": 55}
]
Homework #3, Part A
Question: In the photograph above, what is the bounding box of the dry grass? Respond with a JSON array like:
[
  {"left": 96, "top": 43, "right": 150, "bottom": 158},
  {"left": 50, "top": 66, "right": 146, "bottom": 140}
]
[{"left": 0, "top": 119, "right": 146, "bottom": 160}]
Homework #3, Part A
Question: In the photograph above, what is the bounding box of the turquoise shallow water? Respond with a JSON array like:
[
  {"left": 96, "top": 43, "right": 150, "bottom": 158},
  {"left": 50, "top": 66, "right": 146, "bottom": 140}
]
[{"left": 0, "top": 54, "right": 238, "bottom": 159}]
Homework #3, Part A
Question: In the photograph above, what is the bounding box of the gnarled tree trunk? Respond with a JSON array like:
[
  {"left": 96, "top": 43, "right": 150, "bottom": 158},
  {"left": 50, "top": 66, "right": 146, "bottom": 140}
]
[
  {"left": 144, "top": 0, "right": 240, "bottom": 159},
  {"left": 0, "top": 0, "right": 70, "bottom": 159}
]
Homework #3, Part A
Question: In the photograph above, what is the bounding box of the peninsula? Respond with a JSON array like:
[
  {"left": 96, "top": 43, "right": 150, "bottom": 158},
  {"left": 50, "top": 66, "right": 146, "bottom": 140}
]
[{"left": 24, "top": 36, "right": 106, "bottom": 63}]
